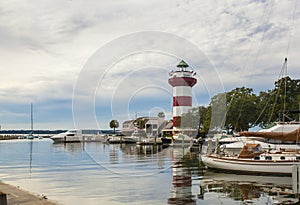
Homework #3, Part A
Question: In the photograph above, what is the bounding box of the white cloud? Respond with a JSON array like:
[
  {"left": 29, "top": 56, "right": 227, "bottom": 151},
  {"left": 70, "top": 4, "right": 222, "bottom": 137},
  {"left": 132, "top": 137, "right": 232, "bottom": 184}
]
[{"left": 0, "top": 0, "right": 299, "bottom": 129}]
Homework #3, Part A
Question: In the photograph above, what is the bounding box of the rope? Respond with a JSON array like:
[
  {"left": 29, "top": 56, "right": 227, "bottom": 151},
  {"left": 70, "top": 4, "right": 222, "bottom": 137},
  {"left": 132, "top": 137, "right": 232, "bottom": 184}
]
[
  {"left": 250, "top": 0, "right": 275, "bottom": 70},
  {"left": 268, "top": 59, "right": 287, "bottom": 123},
  {"left": 241, "top": 0, "right": 275, "bottom": 71},
  {"left": 285, "top": 0, "right": 298, "bottom": 57}
]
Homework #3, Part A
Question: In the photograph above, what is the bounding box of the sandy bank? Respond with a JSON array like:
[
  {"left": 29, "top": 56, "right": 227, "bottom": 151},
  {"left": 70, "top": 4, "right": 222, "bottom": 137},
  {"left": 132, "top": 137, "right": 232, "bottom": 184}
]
[{"left": 0, "top": 181, "right": 60, "bottom": 205}]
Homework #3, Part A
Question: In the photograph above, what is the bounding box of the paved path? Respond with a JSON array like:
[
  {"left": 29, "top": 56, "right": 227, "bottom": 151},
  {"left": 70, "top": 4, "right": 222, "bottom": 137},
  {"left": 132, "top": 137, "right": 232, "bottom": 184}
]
[{"left": 0, "top": 182, "right": 60, "bottom": 205}]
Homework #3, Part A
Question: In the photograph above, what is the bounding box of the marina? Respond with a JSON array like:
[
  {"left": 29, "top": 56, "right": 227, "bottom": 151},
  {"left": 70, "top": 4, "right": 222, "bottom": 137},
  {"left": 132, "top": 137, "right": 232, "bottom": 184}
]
[
  {"left": 1, "top": 0, "right": 300, "bottom": 204},
  {"left": 0, "top": 138, "right": 299, "bottom": 204}
]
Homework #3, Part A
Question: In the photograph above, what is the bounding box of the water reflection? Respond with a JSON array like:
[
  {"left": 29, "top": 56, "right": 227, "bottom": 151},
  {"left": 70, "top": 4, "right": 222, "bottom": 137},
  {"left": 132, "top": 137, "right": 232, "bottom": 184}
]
[
  {"left": 120, "top": 144, "right": 164, "bottom": 156},
  {"left": 29, "top": 140, "right": 33, "bottom": 177},
  {"left": 1, "top": 140, "right": 300, "bottom": 205},
  {"left": 201, "top": 171, "right": 299, "bottom": 204},
  {"left": 168, "top": 149, "right": 204, "bottom": 205},
  {"left": 52, "top": 142, "right": 83, "bottom": 154}
]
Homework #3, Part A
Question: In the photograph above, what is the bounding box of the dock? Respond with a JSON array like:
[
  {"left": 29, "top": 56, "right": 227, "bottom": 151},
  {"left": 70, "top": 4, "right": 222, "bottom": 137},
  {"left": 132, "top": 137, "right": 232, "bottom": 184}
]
[
  {"left": 136, "top": 138, "right": 163, "bottom": 145},
  {"left": 0, "top": 181, "right": 60, "bottom": 205}
]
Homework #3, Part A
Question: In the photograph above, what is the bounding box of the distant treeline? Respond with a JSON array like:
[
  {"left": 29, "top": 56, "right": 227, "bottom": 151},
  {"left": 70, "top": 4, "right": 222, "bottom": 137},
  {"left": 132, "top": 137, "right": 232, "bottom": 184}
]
[{"left": 0, "top": 130, "right": 67, "bottom": 135}]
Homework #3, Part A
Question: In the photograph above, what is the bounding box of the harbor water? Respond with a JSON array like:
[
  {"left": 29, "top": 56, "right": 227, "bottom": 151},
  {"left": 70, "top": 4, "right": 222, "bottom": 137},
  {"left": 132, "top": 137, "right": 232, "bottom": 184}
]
[{"left": 0, "top": 139, "right": 298, "bottom": 205}]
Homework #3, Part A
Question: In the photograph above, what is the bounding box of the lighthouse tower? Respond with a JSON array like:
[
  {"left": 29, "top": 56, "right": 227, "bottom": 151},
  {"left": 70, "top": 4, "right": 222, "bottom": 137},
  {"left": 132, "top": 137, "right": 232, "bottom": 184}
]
[{"left": 168, "top": 60, "right": 197, "bottom": 130}]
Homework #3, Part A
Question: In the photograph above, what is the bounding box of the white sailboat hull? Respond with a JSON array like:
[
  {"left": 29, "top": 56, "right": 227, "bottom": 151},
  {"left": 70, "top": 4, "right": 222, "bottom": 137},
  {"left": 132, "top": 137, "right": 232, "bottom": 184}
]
[{"left": 201, "top": 155, "right": 300, "bottom": 175}]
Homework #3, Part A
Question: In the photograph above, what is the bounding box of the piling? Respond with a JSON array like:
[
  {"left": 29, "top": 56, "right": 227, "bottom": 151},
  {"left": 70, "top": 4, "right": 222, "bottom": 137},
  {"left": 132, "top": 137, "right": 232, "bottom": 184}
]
[
  {"left": 0, "top": 191, "right": 7, "bottom": 205},
  {"left": 292, "top": 165, "right": 300, "bottom": 194}
]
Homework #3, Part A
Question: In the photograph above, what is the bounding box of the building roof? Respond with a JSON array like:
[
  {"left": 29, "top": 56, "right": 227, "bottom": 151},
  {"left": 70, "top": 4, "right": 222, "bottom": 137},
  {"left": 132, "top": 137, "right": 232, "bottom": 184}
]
[
  {"left": 122, "top": 119, "right": 134, "bottom": 124},
  {"left": 163, "top": 121, "right": 173, "bottom": 129},
  {"left": 145, "top": 118, "right": 158, "bottom": 124}
]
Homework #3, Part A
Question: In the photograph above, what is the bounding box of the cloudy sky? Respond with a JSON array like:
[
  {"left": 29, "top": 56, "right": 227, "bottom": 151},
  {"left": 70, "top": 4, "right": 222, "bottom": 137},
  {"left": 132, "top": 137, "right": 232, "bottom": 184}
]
[{"left": 0, "top": 0, "right": 299, "bottom": 130}]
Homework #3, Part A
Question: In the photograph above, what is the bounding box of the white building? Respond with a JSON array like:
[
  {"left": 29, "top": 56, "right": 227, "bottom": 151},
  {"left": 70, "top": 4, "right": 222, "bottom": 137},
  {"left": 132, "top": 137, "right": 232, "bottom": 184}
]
[{"left": 121, "top": 115, "right": 167, "bottom": 137}]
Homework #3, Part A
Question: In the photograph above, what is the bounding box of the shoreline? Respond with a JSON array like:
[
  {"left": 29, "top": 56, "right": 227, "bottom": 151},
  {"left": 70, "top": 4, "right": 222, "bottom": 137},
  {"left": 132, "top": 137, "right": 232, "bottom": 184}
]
[
  {"left": 0, "top": 135, "right": 53, "bottom": 140},
  {"left": 0, "top": 181, "right": 60, "bottom": 205}
]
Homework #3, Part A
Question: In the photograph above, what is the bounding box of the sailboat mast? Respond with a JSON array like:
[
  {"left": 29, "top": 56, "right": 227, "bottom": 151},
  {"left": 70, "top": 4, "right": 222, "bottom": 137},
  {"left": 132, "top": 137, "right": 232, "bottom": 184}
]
[
  {"left": 31, "top": 103, "right": 33, "bottom": 133},
  {"left": 283, "top": 58, "right": 287, "bottom": 122}
]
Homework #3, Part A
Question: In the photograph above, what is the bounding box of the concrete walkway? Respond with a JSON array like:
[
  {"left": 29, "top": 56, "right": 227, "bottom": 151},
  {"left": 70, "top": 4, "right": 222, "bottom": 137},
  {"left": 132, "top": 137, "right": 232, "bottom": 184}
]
[{"left": 0, "top": 181, "right": 60, "bottom": 205}]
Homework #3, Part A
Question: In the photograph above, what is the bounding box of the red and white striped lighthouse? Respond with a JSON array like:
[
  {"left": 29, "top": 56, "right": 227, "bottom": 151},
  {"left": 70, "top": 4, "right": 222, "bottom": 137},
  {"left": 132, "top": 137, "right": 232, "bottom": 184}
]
[{"left": 168, "top": 60, "right": 197, "bottom": 130}]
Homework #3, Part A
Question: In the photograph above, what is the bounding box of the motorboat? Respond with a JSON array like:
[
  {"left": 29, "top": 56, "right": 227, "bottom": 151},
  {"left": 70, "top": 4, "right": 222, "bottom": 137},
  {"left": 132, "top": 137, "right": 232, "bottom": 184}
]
[
  {"left": 50, "top": 129, "right": 82, "bottom": 143},
  {"left": 171, "top": 134, "right": 198, "bottom": 147},
  {"left": 27, "top": 132, "right": 35, "bottom": 140},
  {"left": 106, "top": 134, "right": 125, "bottom": 144},
  {"left": 122, "top": 129, "right": 147, "bottom": 144},
  {"left": 161, "top": 134, "right": 198, "bottom": 147},
  {"left": 201, "top": 143, "right": 300, "bottom": 175},
  {"left": 258, "top": 121, "right": 300, "bottom": 133}
]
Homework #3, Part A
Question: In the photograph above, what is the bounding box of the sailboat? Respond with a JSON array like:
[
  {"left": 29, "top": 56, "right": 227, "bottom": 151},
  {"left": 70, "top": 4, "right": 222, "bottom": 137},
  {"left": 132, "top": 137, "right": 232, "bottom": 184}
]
[
  {"left": 201, "top": 58, "right": 300, "bottom": 175},
  {"left": 27, "top": 103, "right": 35, "bottom": 140}
]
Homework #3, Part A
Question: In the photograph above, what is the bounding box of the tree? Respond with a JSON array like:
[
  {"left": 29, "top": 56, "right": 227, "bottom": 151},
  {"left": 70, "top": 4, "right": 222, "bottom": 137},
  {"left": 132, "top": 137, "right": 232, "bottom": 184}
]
[
  {"left": 134, "top": 117, "right": 146, "bottom": 129},
  {"left": 157, "top": 112, "right": 165, "bottom": 118},
  {"left": 225, "top": 87, "right": 259, "bottom": 131},
  {"left": 257, "top": 76, "right": 300, "bottom": 127},
  {"left": 109, "top": 120, "right": 119, "bottom": 134},
  {"left": 181, "top": 106, "right": 209, "bottom": 133},
  {"left": 209, "top": 93, "right": 227, "bottom": 131},
  {"left": 202, "top": 105, "right": 212, "bottom": 133},
  {"left": 179, "top": 77, "right": 300, "bottom": 132}
]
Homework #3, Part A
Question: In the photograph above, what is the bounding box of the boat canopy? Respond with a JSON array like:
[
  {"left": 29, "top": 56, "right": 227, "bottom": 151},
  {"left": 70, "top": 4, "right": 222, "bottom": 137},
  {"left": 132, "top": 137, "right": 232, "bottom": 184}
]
[
  {"left": 240, "top": 128, "right": 300, "bottom": 141},
  {"left": 238, "top": 143, "right": 263, "bottom": 159}
]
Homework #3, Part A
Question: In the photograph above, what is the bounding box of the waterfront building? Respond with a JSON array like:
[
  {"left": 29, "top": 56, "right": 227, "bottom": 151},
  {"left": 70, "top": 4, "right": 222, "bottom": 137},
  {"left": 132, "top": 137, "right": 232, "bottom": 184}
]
[
  {"left": 122, "top": 120, "right": 135, "bottom": 136},
  {"left": 121, "top": 114, "right": 167, "bottom": 137}
]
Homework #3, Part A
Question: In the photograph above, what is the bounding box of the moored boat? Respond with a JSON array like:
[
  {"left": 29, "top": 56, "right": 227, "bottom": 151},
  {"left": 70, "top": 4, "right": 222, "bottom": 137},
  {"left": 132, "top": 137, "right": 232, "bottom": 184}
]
[
  {"left": 122, "top": 129, "right": 147, "bottom": 144},
  {"left": 201, "top": 143, "right": 300, "bottom": 175},
  {"left": 106, "top": 134, "right": 125, "bottom": 144},
  {"left": 202, "top": 121, "right": 300, "bottom": 155},
  {"left": 51, "top": 129, "right": 82, "bottom": 143}
]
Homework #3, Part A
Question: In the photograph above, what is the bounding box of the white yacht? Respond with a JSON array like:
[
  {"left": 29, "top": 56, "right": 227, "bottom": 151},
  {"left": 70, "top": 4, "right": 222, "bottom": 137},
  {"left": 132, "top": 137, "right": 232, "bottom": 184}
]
[
  {"left": 123, "top": 129, "right": 147, "bottom": 143},
  {"left": 51, "top": 129, "right": 82, "bottom": 143}
]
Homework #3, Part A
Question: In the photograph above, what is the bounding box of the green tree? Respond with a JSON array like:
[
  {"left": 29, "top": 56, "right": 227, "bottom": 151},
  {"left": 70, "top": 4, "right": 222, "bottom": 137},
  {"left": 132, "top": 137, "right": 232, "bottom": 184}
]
[
  {"left": 225, "top": 87, "right": 258, "bottom": 131},
  {"left": 179, "top": 77, "right": 300, "bottom": 132},
  {"left": 181, "top": 106, "right": 209, "bottom": 134},
  {"left": 134, "top": 118, "right": 146, "bottom": 129},
  {"left": 157, "top": 112, "right": 165, "bottom": 118},
  {"left": 203, "top": 105, "right": 212, "bottom": 133},
  {"left": 109, "top": 120, "right": 119, "bottom": 134},
  {"left": 257, "top": 76, "right": 300, "bottom": 126},
  {"left": 209, "top": 93, "right": 227, "bottom": 131}
]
